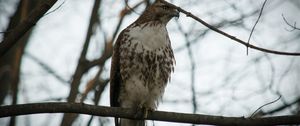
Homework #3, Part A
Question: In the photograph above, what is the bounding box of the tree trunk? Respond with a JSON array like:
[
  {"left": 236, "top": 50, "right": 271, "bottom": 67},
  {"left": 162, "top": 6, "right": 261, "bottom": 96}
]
[{"left": 0, "top": 0, "right": 40, "bottom": 125}]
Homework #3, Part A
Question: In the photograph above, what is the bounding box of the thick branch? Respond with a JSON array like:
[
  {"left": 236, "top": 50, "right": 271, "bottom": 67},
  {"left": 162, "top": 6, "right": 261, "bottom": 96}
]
[
  {"left": 161, "top": 1, "right": 300, "bottom": 56},
  {"left": 0, "top": 102, "right": 299, "bottom": 125},
  {"left": 0, "top": 0, "right": 58, "bottom": 57}
]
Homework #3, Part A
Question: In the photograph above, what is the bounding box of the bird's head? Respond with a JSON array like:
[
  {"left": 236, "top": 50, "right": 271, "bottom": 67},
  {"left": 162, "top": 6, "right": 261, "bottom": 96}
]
[{"left": 137, "top": 0, "right": 179, "bottom": 25}]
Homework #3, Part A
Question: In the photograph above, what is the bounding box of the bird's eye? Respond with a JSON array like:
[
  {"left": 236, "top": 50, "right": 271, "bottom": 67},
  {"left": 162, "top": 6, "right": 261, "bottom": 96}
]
[{"left": 162, "top": 5, "right": 169, "bottom": 10}]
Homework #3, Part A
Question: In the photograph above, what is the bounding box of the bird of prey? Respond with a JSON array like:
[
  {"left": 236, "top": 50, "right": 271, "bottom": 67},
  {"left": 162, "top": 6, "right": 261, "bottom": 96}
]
[{"left": 110, "top": 0, "right": 178, "bottom": 125}]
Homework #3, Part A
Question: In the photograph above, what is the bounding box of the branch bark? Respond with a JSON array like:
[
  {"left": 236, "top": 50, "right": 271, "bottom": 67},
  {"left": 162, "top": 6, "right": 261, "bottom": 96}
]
[
  {"left": 0, "top": 0, "right": 58, "bottom": 57},
  {"left": 161, "top": 0, "right": 300, "bottom": 56},
  {"left": 0, "top": 102, "right": 299, "bottom": 125}
]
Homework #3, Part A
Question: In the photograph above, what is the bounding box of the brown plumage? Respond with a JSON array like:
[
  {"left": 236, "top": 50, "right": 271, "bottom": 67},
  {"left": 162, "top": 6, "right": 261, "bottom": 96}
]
[{"left": 110, "top": 0, "right": 179, "bottom": 126}]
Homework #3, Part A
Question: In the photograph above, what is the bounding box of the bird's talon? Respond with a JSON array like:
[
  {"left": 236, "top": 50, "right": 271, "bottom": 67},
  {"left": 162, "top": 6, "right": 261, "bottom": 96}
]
[
  {"left": 143, "top": 108, "right": 148, "bottom": 118},
  {"left": 143, "top": 107, "right": 154, "bottom": 118}
]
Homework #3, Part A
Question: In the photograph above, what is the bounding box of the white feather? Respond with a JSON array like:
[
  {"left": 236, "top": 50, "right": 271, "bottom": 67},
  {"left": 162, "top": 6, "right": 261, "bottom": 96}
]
[{"left": 129, "top": 23, "right": 169, "bottom": 52}]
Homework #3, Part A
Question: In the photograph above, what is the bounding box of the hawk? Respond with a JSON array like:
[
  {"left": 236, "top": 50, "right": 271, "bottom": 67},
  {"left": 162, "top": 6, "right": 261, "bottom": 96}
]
[{"left": 110, "top": 0, "right": 178, "bottom": 126}]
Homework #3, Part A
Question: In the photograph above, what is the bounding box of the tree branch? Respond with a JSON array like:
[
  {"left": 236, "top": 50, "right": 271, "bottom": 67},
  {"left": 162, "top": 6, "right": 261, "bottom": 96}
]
[
  {"left": 161, "top": 0, "right": 300, "bottom": 56},
  {"left": 0, "top": 102, "right": 299, "bottom": 125},
  {"left": 247, "top": 0, "right": 267, "bottom": 55},
  {"left": 256, "top": 97, "right": 300, "bottom": 116},
  {"left": 282, "top": 14, "right": 300, "bottom": 31},
  {"left": 61, "top": 0, "right": 102, "bottom": 125},
  {"left": 0, "top": 0, "right": 58, "bottom": 57}
]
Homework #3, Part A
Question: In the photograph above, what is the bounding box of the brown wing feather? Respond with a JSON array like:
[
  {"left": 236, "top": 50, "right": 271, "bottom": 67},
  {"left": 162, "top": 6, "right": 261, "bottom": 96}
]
[{"left": 110, "top": 30, "right": 126, "bottom": 126}]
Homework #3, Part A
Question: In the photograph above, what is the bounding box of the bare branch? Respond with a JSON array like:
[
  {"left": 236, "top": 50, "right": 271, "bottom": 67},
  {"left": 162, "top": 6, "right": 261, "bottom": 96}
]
[
  {"left": 174, "top": 8, "right": 259, "bottom": 52},
  {"left": 0, "top": 0, "right": 58, "bottom": 57},
  {"left": 86, "top": 41, "right": 112, "bottom": 69},
  {"left": 256, "top": 97, "right": 300, "bottom": 116},
  {"left": 247, "top": 0, "right": 268, "bottom": 55},
  {"left": 161, "top": 0, "right": 300, "bottom": 56},
  {"left": 111, "top": 1, "right": 144, "bottom": 43},
  {"left": 65, "top": 0, "right": 102, "bottom": 103},
  {"left": 0, "top": 102, "right": 300, "bottom": 125},
  {"left": 251, "top": 95, "right": 281, "bottom": 117},
  {"left": 124, "top": 0, "right": 142, "bottom": 15},
  {"left": 282, "top": 14, "right": 300, "bottom": 31},
  {"left": 60, "top": 0, "right": 103, "bottom": 125}
]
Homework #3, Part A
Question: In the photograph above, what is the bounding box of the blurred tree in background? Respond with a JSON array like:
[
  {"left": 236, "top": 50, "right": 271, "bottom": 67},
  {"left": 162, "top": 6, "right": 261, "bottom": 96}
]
[{"left": 0, "top": 0, "right": 299, "bottom": 126}]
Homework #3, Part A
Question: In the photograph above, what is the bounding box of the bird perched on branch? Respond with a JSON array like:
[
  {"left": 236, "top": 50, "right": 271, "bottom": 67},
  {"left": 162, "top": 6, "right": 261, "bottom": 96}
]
[{"left": 110, "top": 0, "right": 179, "bottom": 126}]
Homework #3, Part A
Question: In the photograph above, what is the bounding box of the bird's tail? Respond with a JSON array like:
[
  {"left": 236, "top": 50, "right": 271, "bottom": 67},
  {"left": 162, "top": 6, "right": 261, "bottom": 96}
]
[{"left": 120, "top": 118, "right": 145, "bottom": 126}]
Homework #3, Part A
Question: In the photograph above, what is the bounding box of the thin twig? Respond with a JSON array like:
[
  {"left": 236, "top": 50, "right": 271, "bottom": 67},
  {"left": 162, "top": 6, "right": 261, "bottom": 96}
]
[
  {"left": 282, "top": 14, "right": 300, "bottom": 31},
  {"left": 247, "top": 0, "right": 268, "bottom": 55},
  {"left": 262, "top": 97, "right": 300, "bottom": 115},
  {"left": 44, "top": 0, "right": 66, "bottom": 16},
  {"left": 160, "top": 0, "right": 300, "bottom": 56},
  {"left": 111, "top": 1, "right": 143, "bottom": 43},
  {"left": 251, "top": 95, "right": 281, "bottom": 118},
  {"left": 125, "top": 0, "right": 142, "bottom": 15}
]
